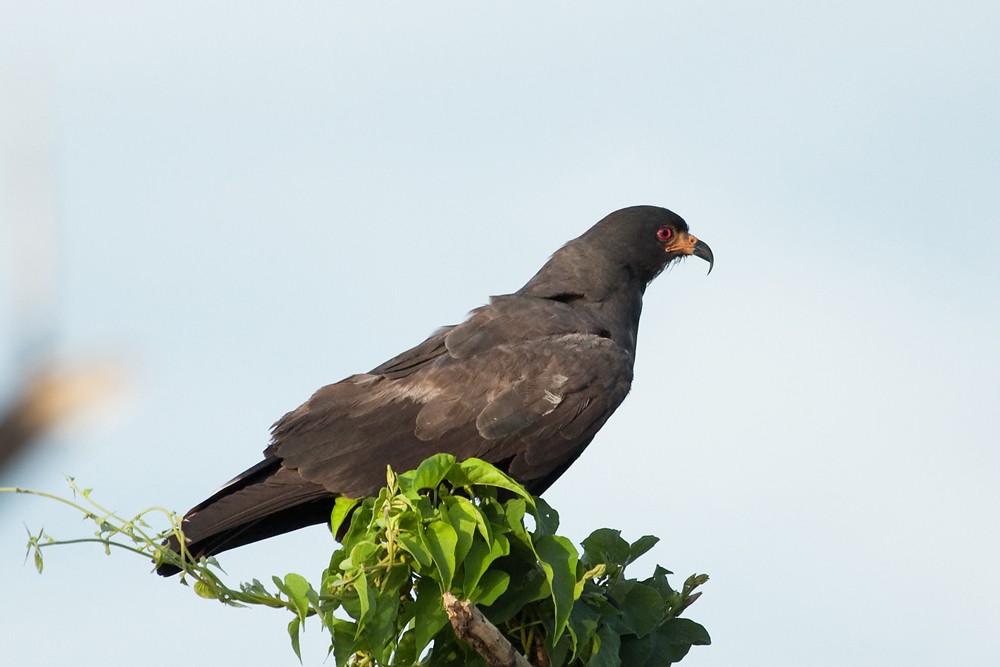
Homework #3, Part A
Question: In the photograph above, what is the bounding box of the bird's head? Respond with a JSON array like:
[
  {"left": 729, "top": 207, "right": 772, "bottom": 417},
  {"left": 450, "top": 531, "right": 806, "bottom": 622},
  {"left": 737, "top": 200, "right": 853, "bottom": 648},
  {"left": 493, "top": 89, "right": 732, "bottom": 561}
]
[
  {"left": 520, "top": 206, "right": 715, "bottom": 300},
  {"left": 519, "top": 205, "right": 713, "bottom": 301},
  {"left": 585, "top": 205, "right": 714, "bottom": 282}
]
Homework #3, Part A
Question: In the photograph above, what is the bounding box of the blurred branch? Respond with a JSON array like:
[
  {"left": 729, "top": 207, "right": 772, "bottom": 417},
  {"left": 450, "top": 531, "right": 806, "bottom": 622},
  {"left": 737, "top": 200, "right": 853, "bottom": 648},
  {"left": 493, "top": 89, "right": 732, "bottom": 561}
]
[{"left": 0, "top": 363, "right": 122, "bottom": 471}]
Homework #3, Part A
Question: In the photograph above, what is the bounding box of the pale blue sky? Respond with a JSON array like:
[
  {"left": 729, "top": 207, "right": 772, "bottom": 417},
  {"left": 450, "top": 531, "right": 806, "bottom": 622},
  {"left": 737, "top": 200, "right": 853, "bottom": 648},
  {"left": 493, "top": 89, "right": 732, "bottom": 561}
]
[{"left": 2, "top": 2, "right": 998, "bottom": 666}]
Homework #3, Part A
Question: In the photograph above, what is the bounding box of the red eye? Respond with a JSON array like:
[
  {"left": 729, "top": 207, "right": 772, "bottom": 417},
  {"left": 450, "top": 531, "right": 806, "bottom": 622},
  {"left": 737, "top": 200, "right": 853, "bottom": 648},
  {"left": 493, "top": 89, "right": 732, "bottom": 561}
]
[{"left": 656, "top": 227, "right": 673, "bottom": 241}]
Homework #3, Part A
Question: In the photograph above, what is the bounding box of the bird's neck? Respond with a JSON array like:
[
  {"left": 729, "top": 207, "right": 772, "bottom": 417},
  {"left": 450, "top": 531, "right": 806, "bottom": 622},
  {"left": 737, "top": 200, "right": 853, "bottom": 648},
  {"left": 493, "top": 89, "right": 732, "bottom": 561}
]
[
  {"left": 577, "top": 286, "right": 645, "bottom": 357},
  {"left": 517, "top": 246, "right": 647, "bottom": 357}
]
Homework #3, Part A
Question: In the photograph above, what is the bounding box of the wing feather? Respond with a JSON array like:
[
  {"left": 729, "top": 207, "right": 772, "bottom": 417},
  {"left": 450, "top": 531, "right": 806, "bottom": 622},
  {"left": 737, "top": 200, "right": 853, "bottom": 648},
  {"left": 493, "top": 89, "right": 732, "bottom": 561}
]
[{"left": 269, "top": 324, "right": 632, "bottom": 496}]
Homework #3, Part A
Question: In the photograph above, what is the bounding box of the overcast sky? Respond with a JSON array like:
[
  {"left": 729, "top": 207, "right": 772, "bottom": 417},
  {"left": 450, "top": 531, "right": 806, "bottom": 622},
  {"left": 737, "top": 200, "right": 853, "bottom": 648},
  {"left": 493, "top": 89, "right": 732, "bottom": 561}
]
[{"left": 2, "top": 2, "right": 998, "bottom": 666}]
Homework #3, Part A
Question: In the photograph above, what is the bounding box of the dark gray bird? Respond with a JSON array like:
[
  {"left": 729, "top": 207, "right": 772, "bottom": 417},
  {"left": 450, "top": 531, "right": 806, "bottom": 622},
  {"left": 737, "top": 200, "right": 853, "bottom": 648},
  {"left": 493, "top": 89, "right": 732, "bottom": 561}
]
[{"left": 158, "top": 205, "right": 713, "bottom": 575}]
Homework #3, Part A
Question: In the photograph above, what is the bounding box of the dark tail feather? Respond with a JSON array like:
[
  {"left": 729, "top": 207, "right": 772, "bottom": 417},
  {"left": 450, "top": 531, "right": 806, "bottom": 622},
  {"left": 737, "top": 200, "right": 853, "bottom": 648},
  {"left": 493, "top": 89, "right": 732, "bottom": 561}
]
[{"left": 157, "top": 459, "right": 335, "bottom": 576}]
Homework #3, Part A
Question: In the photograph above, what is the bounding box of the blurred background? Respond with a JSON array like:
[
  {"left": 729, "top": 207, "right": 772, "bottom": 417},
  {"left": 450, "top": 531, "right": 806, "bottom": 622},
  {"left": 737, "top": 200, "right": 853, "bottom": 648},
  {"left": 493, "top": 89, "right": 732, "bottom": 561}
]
[{"left": 2, "top": 2, "right": 998, "bottom": 665}]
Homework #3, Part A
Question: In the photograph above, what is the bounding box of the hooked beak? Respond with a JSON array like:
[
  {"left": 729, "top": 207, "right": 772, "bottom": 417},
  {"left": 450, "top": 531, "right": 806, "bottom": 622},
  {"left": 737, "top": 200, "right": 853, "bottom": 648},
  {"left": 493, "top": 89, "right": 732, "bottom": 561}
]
[
  {"left": 692, "top": 238, "right": 714, "bottom": 275},
  {"left": 668, "top": 232, "right": 715, "bottom": 275}
]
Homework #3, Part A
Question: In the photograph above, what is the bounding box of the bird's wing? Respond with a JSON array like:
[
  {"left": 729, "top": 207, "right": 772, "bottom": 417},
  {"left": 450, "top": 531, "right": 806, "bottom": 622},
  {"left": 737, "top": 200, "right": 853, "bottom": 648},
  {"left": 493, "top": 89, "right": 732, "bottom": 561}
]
[
  {"left": 266, "top": 298, "right": 631, "bottom": 497},
  {"left": 369, "top": 326, "right": 454, "bottom": 379}
]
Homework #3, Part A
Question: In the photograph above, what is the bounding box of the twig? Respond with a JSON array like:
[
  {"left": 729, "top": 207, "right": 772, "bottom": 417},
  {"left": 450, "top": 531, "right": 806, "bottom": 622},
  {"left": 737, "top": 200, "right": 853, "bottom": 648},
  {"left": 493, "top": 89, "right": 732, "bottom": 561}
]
[{"left": 442, "top": 592, "right": 534, "bottom": 667}]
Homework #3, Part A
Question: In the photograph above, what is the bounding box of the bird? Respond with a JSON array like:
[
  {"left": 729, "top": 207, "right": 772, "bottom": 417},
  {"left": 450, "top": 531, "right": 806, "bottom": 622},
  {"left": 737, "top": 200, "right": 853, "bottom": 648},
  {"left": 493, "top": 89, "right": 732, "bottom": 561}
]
[{"left": 157, "top": 205, "right": 713, "bottom": 576}]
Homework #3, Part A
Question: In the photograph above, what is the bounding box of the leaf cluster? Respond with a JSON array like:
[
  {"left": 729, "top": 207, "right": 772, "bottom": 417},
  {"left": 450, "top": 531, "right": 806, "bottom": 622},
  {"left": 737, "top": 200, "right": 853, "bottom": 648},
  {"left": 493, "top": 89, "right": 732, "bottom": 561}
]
[
  {"left": 254, "top": 454, "right": 709, "bottom": 666},
  {"left": 5, "top": 456, "right": 710, "bottom": 666}
]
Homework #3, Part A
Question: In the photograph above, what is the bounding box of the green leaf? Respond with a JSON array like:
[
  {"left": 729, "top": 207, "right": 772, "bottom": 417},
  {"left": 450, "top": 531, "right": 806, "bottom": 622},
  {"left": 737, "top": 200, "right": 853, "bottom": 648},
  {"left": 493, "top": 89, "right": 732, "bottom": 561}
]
[
  {"left": 535, "top": 535, "right": 579, "bottom": 643},
  {"left": 330, "top": 618, "right": 357, "bottom": 667},
  {"left": 628, "top": 535, "right": 660, "bottom": 563},
  {"left": 352, "top": 570, "right": 375, "bottom": 631},
  {"left": 287, "top": 616, "right": 302, "bottom": 662},
  {"left": 340, "top": 501, "right": 374, "bottom": 548},
  {"left": 444, "top": 496, "right": 478, "bottom": 569},
  {"left": 533, "top": 496, "right": 560, "bottom": 537},
  {"left": 339, "top": 583, "right": 362, "bottom": 620},
  {"left": 502, "top": 498, "right": 530, "bottom": 548},
  {"left": 462, "top": 533, "right": 509, "bottom": 595},
  {"left": 470, "top": 570, "right": 510, "bottom": 606},
  {"left": 391, "top": 628, "right": 417, "bottom": 666},
  {"left": 405, "top": 453, "right": 457, "bottom": 491},
  {"left": 413, "top": 576, "right": 448, "bottom": 656},
  {"left": 350, "top": 540, "right": 380, "bottom": 568},
  {"left": 380, "top": 563, "right": 413, "bottom": 597},
  {"left": 545, "top": 629, "right": 573, "bottom": 667},
  {"left": 424, "top": 518, "right": 459, "bottom": 590},
  {"left": 397, "top": 531, "right": 433, "bottom": 568},
  {"left": 451, "top": 458, "right": 533, "bottom": 500},
  {"left": 413, "top": 495, "right": 436, "bottom": 521},
  {"left": 448, "top": 494, "right": 492, "bottom": 543},
  {"left": 367, "top": 580, "right": 404, "bottom": 658},
  {"left": 619, "top": 617, "right": 712, "bottom": 666},
  {"left": 587, "top": 626, "right": 620, "bottom": 667},
  {"left": 617, "top": 582, "right": 665, "bottom": 638},
  {"left": 663, "top": 617, "right": 712, "bottom": 646},
  {"left": 281, "top": 573, "right": 314, "bottom": 623},
  {"left": 330, "top": 496, "right": 362, "bottom": 538},
  {"left": 567, "top": 601, "right": 601, "bottom": 663},
  {"left": 485, "top": 564, "right": 549, "bottom": 624},
  {"left": 580, "top": 588, "right": 618, "bottom": 617},
  {"left": 644, "top": 565, "right": 677, "bottom": 599},
  {"left": 590, "top": 625, "right": 622, "bottom": 667},
  {"left": 582, "top": 528, "right": 630, "bottom": 569}
]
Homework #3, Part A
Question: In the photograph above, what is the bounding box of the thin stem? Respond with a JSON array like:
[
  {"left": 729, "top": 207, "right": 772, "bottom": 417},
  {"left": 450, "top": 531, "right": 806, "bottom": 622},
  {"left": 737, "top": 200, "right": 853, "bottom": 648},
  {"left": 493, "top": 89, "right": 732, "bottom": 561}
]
[{"left": 35, "top": 537, "right": 151, "bottom": 559}]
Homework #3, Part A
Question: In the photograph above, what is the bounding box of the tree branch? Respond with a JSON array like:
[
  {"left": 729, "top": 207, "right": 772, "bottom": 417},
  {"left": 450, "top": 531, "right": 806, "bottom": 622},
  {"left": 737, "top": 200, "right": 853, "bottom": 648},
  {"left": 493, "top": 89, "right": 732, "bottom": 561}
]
[
  {"left": 0, "top": 363, "right": 121, "bottom": 471},
  {"left": 442, "top": 592, "right": 534, "bottom": 667}
]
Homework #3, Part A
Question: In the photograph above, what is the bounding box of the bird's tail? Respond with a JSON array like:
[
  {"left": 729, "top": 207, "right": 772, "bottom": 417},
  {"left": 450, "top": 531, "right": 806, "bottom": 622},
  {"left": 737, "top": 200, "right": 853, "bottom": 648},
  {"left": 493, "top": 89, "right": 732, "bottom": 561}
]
[{"left": 156, "top": 459, "right": 334, "bottom": 576}]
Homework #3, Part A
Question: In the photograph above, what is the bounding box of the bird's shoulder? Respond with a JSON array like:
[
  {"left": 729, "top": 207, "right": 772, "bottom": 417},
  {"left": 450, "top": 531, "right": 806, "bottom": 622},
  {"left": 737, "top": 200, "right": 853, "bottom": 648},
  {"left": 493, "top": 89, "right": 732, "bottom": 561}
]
[{"left": 372, "top": 294, "right": 612, "bottom": 379}]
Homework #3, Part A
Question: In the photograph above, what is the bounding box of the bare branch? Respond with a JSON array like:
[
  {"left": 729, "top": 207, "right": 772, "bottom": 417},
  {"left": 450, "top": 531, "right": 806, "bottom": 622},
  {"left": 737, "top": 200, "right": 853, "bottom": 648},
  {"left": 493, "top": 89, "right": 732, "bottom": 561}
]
[{"left": 442, "top": 592, "right": 534, "bottom": 667}]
